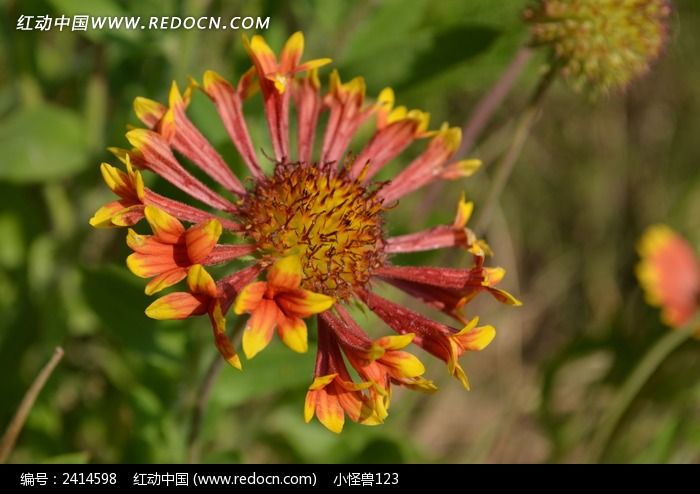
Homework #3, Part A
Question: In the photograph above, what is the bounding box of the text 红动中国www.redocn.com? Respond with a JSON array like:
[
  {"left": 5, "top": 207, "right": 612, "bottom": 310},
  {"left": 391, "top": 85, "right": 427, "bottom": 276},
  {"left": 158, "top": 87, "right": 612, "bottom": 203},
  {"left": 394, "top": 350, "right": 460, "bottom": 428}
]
[{"left": 16, "top": 15, "right": 270, "bottom": 32}]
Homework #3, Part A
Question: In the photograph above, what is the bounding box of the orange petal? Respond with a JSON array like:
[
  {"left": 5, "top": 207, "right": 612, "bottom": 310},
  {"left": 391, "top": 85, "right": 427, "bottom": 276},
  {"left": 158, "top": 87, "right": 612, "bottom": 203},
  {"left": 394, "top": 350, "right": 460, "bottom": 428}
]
[
  {"left": 233, "top": 281, "right": 267, "bottom": 315},
  {"left": 453, "top": 324, "right": 496, "bottom": 352},
  {"left": 277, "top": 316, "right": 308, "bottom": 353},
  {"left": 241, "top": 299, "right": 280, "bottom": 359},
  {"left": 110, "top": 205, "right": 145, "bottom": 227},
  {"left": 295, "top": 58, "right": 332, "bottom": 74},
  {"left": 450, "top": 361, "right": 471, "bottom": 390},
  {"left": 126, "top": 157, "right": 146, "bottom": 200},
  {"left": 314, "top": 388, "right": 345, "bottom": 433},
  {"left": 126, "top": 229, "right": 172, "bottom": 254},
  {"left": 276, "top": 288, "right": 335, "bottom": 318},
  {"left": 484, "top": 267, "right": 506, "bottom": 285},
  {"left": 381, "top": 351, "right": 426, "bottom": 378},
  {"left": 185, "top": 218, "right": 222, "bottom": 263},
  {"left": 329, "top": 70, "right": 365, "bottom": 102},
  {"left": 488, "top": 287, "right": 522, "bottom": 306},
  {"left": 125, "top": 128, "right": 155, "bottom": 153},
  {"left": 402, "top": 376, "right": 438, "bottom": 393},
  {"left": 210, "top": 303, "right": 242, "bottom": 370},
  {"left": 453, "top": 192, "right": 474, "bottom": 229},
  {"left": 280, "top": 31, "right": 304, "bottom": 73},
  {"left": 159, "top": 81, "right": 189, "bottom": 141},
  {"left": 202, "top": 69, "right": 227, "bottom": 92},
  {"left": 431, "top": 123, "right": 462, "bottom": 153},
  {"left": 336, "top": 378, "right": 374, "bottom": 392},
  {"left": 89, "top": 202, "right": 121, "bottom": 228},
  {"left": 145, "top": 268, "right": 188, "bottom": 295},
  {"left": 126, "top": 250, "right": 179, "bottom": 279},
  {"left": 304, "top": 389, "right": 318, "bottom": 423},
  {"left": 99, "top": 163, "right": 126, "bottom": 195},
  {"left": 335, "top": 383, "right": 382, "bottom": 426},
  {"left": 186, "top": 264, "right": 217, "bottom": 298},
  {"left": 89, "top": 201, "right": 143, "bottom": 228},
  {"left": 385, "top": 107, "right": 430, "bottom": 134},
  {"left": 267, "top": 255, "right": 303, "bottom": 290},
  {"left": 244, "top": 34, "right": 277, "bottom": 74},
  {"left": 441, "top": 159, "right": 482, "bottom": 181},
  {"left": 238, "top": 66, "right": 259, "bottom": 99},
  {"left": 168, "top": 79, "right": 193, "bottom": 108},
  {"left": 145, "top": 291, "right": 207, "bottom": 320},
  {"left": 144, "top": 205, "right": 185, "bottom": 244},
  {"left": 375, "top": 333, "right": 415, "bottom": 351},
  {"left": 308, "top": 374, "right": 337, "bottom": 391},
  {"left": 375, "top": 87, "right": 395, "bottom": 128},
  {"left": 370, "top": 390, "right": 390, "bottom": 422},
  {"left": 134, "top": 96, "right": 167, "bottom": 128}
]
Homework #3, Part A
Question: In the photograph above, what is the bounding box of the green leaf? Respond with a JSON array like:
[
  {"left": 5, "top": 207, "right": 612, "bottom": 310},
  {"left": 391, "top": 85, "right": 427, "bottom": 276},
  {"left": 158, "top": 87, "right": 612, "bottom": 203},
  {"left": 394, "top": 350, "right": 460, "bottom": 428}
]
[
  {"left": 0, "top": 212, "right": 24, "bottom": 269},
  {"left": 0, "top": 105, "right": 89, "bottom": 184},
  {"left": 81, "top": 266, "right": 188, "bottom": 359},
  {"left": 396, "top": 24, "right": 500, "bottom": 91},
  {"left": 337, "top": 0, "right": 432, "bottom": 92},
  {"left": 211, "top": 342, "right": 315, "bottom": 408}
]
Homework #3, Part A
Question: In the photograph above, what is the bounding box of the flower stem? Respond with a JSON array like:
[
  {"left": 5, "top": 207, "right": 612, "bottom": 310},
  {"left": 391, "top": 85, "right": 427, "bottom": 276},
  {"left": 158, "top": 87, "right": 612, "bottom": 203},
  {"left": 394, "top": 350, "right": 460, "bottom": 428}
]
[
  {"left": 588, "top": 316, "right": 699, "bottom": 463},
  {"left": 416, "top": 46, "right": 533, "bottom": 224},
  {"left": 458, "top": 46, "right": 534, "bottom": 158},
  {"left": 186, "top": 316, "right": 246, "bottom": 463},
  {"left": 474, "top": 65, "right": 556, "bottom": 235},
  {"left": 0, "top": 346, "right": 64, "bottom": 464}
]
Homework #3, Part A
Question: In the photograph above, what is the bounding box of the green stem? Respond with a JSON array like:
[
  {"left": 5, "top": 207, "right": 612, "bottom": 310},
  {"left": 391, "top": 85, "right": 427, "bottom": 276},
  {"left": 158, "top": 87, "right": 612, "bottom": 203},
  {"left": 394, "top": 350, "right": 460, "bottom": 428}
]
[
  {"left": 186, "top": 316, "right": 246, "bottom": 463},
  {"left": 474, "top": 66, "right": 557, "bottom": 235},
  {"left": 588, "top": 316, "right": 699, "bottom": 463}
]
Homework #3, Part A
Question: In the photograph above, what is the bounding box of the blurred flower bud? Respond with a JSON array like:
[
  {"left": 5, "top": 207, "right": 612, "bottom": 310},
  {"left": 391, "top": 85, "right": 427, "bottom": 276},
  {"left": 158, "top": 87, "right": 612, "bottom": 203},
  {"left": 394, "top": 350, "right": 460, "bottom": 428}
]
[{"left": 524, "top": 0, "right": 672, "bottom": 93}]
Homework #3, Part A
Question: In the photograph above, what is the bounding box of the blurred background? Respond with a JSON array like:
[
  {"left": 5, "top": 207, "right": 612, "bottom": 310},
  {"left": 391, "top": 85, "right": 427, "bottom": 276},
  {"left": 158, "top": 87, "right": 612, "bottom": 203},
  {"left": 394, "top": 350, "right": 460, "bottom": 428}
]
[{"left": 1, "top": 0, "right": 699, "bottom": 464}]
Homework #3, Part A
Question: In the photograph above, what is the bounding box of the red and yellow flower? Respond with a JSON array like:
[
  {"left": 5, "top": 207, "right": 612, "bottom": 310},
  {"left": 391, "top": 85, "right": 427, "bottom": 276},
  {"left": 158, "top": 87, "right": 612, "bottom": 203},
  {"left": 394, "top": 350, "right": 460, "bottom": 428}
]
[
  {"left": 636, "top": 225, "right": 700, "bottom": 328},
  {"left": 91, "top": 31, "right": 520, "bottom": 433}
]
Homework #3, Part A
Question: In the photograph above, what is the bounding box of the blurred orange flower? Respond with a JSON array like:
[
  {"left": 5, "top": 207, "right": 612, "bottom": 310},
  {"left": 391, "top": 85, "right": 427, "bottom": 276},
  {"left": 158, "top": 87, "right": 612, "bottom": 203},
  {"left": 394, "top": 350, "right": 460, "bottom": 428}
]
[{"left": 636, "top": 225, "right": 700, "bottom": 327}]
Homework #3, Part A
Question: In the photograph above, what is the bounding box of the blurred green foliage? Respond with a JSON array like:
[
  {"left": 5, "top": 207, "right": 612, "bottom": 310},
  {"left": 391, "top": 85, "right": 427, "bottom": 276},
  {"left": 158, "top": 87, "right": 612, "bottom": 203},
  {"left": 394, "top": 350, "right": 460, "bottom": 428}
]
[{"left": 1, "top": 0, "right": 699, "bottom": 464}]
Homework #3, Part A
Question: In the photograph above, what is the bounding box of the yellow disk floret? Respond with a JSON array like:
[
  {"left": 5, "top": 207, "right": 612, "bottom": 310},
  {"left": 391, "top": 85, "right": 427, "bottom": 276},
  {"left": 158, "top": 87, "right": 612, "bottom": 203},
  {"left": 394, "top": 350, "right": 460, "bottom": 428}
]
[{"left": 239, "top": 162, "right": 386, "bottom": 298}]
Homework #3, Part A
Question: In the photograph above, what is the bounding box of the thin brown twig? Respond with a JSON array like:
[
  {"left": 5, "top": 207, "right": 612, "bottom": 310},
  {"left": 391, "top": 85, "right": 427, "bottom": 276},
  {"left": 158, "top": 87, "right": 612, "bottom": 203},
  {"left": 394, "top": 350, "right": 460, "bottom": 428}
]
[
  {"left": 473, "top": 65, "right": 557, "bottom": 235},
  {"left": 416, "top": 46, "right": 533, "bottom": 225},
  {"left": 458, "top": 46, "right": 534, "bottom": 158},
  {"left": 0, "top": 346, "right": 64, "bottom": 464},
  {"left": 186, "top": 317, "right": 246, "bottom": 464}
]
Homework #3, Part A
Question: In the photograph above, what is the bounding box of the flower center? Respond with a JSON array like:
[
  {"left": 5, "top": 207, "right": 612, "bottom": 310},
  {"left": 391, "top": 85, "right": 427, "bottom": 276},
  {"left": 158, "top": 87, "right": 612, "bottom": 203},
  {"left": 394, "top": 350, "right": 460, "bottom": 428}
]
[{"left": 238, "top": 162, "right": 386, "bottom": 299}]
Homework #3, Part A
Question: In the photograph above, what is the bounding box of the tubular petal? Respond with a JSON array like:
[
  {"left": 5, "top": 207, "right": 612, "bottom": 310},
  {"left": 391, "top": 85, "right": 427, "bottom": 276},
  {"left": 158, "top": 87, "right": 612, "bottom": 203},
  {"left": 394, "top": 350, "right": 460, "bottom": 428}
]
[
  {"left": 126, "top": 129, "right": 236, "bottom": 211},
  {"left": 201, "top": 70, "right": 263, "bottom": 179}
]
